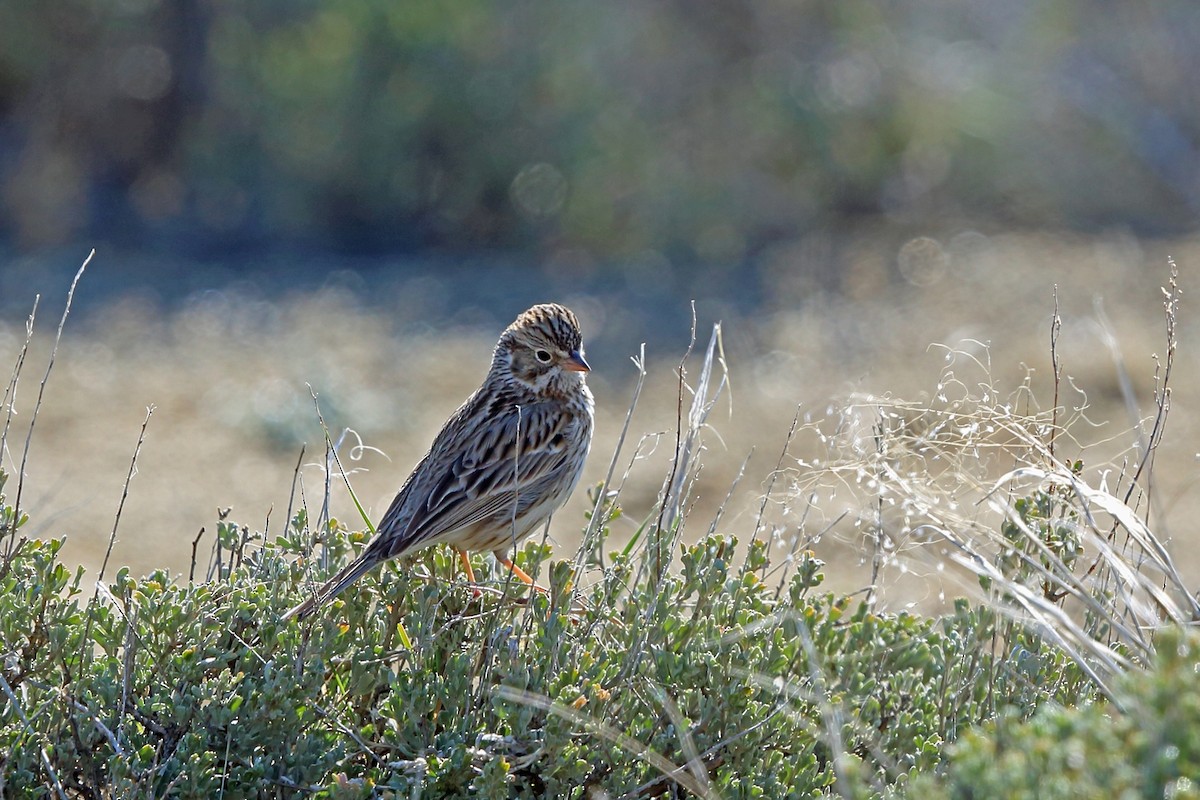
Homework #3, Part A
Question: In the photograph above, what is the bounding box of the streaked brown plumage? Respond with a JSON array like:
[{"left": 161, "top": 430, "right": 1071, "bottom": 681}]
[{"left": 283, "top": 303, "right": 594, "bottom": 621}]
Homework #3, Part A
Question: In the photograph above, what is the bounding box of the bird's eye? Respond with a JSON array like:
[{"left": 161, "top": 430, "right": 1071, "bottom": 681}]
[{"left": 535, "top": 349, "right": 553, "bottom": 364}]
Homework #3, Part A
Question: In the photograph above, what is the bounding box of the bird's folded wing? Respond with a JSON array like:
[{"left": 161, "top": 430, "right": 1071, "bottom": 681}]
[{"left": 385, "top": 402, "right": 576, "bottom": 552}]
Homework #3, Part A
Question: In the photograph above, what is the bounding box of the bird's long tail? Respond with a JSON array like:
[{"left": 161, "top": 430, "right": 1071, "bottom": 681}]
[{"left": 280, "top": 553, "right": 381, "bottom": 622}]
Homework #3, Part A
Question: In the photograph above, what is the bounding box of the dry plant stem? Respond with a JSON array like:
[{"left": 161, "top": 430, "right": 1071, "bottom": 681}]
[
  {"left": 623, "top": 322, "right": 699, "bottom": 624},
  {"left": 1049, "top": 286, "right": 1062, "bottom": 458},
  {"left": 262, "top": 503, "right": 272, "bottom": 545},
  {"left": 189, "top": 527, "right": 204, "bottom": 583},
  {"left": 867, "top": 421, "right": 885, "bottom": 607},
  {"left": 648, "top": 682, "right": 713, "bottom": 797},
  {"left": 97, "top": 406, "right": 154, "bottom": 585},
  {"left": 495, "top": 686, "right": 724, "bottom": 800},
  {"left": 317, "top": 412, "right": 335, "bottom": 536},
  {"left": 0, "top": 298, "right": 35, "bottom": 556},
  {"left": 624, "top": 701, "right": 788, "bottom": 800},
  {"left": 793, "top": 619, "right": 853, "bottom": 798},
  {"left": 571, "top": 342, "right": 647, "bottom": 582},
  {"left": 304, "top": 386, "right": 364, "bottom": 582},
  {"left": 951, "top": 547, "right": 1122, "bottom": 703},
  {"left": 118, "top": 587, "right": 137, "bottom": 753},
  {"left": 68, "top": 700, "right": 124, "bottom": 757},
  {"left": 1122, "top": 262, "right": 1178, "bottom": 515},
  {"left": 71, "top": 407, "right": 155, "bottom": 771},
  {"left": 938, "top": 450, "right": 1195, "bottom": 686},
  {"left": 995, "top": 471, "right": 1183, "bottom": 637},
  {"left": 1, "top": 296, "right": 39, "bottom": 483},
  {"left": 68, "top": 402, "right": 156, "bottom": 760},
  {"left": 220, "top": 717, "right": 233, "bottom": 797},
  {"left": 706, "top": 450, "right": 751, "bottom": 542},
  {"left": 861, "top": 356, "right": 1159, "bottom": 682},
  {"left": 755, "top": 405, "right": 802, "bottom": 580},
  {"left": 659, "top": 323, "right": 726, "bottom": 554},
  {"left": 301, "top": 387, "right": 362, "bottom": 555},
  {"left": 207, "top": 508, "right": 225, "bottom": 582},
  {"left": 0, "top": 537, "right": 27, "bottom": 588},
  {"left": 620, "top": 324, "right": 727, "bottom": 686},
  {"left": 516, "top": 517, "right": 556, "bottom": 658},
  {"left": 310, "top": 392, "right": 380, "bottom": 542},
  {"left": 1081, "top": 265, "right": 1179, "bottom": 598},
  {"left": 770, "top": 510, "right": 846, "bottom": 600},
  {"left": 12, "top": 251, "right": 91, "bottom": 541},
  {"left": 1093, "top": 284, "right": 1174, "bottom": 528},
  {"left": 1067, "top": 466, "right": 1198, "bottom": 618},
  {"left": 655, "top": 302, "right": 698, "bottom": 578},
  {"left": 283, "top": 443, "right": 306, "bottom": 541}
]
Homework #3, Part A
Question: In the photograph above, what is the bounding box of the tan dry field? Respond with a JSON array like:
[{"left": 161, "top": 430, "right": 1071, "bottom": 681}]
[{"left": 3, "top": 230, "right": 1198, "bottom": 612}]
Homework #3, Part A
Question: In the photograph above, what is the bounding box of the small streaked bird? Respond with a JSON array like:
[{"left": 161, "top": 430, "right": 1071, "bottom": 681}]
[{"left": 283, "top": 303, "right": 594, "bottom": 621}]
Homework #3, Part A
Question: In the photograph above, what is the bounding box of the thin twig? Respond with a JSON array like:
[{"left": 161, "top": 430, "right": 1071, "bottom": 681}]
[
  {"left": 98, "top": 406, "right": 154, "bottom": 586},
  {"left": 308, "top": 387, "right": 374, "bottom": 534},
  {"left": 1049, "top": 286, "right": 1062, "bottom": 458},
  {"left": 117, "top": 587, "right": 138, "bottom": 751},
  {"left": 755, "top": 404, "right": 803, "bottom": 580},
  {"left": 1127, "top": 260, "right": 1178, "bottom": 535},
  {"left": 621, "top": 320, "right": 727, "bottom": 687},
  {"left": 68, "top": 700, "right": 125, "bottom": 757},
  {"left": 706, "top": 449, "right": 751, "bottom": 541},
  {"left": 1092, "top": 298, "right": 1145, "bottom": 487},
  {"left": 652, "top": 683, "right": 713, "bottom": 797},
  {"left": 12, "top": 250, "right": 92, "bottom": 537},
  {"left": 190, "top": 528, "right": 205, "bottom": 584},
  {"left": 570, "top": 343, "right": 647, "bottom": 584},
  {"left": 867, "top": 420, "right": 885, "bottom": 607},
  {"left": 284, "top": 443, "right": 306, "bottom": 541},
  {"left": 1, "top": 295, "right": 39, "bottom": 485},
  {"left": 659, "top": 320, "right": 727, "bottom": 564},
  {"left": 654, "top": 302, "right": 698, "bottom": 577}
]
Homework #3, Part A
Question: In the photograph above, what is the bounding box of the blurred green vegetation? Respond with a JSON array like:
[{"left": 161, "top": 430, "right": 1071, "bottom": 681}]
[
  {"left": 907, "top": 627, "right": 1200, "bottom": 799},
  {"left": 1, "top": 1, "right": 1197, "bottom": 261}
]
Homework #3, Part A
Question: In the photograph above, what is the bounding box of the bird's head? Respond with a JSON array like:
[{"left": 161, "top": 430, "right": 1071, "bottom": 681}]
[{"left": 493, "top": 303, "right": 590, "bottom": 395}]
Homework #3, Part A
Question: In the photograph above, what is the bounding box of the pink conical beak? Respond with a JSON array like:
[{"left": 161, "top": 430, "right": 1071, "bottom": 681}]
[{"left": 563, "top": 350, "right": 590, "bottom": 372}]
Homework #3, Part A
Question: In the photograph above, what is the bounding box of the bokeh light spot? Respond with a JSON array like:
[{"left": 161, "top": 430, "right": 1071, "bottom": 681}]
[
  {"left": 897, "top": 236, "right": 949, "bottom": 287},
  {"left": 511, "top": 163, "right": 568, "bottom": 221}
]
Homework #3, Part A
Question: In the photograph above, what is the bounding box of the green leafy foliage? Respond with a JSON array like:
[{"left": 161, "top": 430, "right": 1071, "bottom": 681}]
[
  {"left": 0, "top": 476, "right": 1095, "bottom": 798},
  {"left": 990, "top": 460, "right": 1085, "bottom": 601},
  {"left": 908, "top": 626, "right": 1200, "bottom": 800}
]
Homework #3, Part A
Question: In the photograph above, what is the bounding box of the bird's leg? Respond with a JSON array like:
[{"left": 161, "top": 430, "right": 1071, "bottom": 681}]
[
  {"left": 495, "top": 552, "right": 592, "bottom": 624},
  {"left": 456, "top": 547, "right": 486, "bottom": 598},
  {"left": 495, "top": 552, "right": 549, "bottom": 594},
  {"left": 456, "top": 547, "right": 478, "bottom": 583}
]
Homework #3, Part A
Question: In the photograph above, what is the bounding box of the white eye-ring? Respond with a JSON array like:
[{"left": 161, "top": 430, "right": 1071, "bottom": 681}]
[{"left": 535, "top": 349, "right": 553, "bottom": 364}]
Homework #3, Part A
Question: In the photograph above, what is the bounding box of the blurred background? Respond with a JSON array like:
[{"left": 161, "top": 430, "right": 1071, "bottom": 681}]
[{"left": 1, "top": 1, "right": 1197, "bottom": 605}]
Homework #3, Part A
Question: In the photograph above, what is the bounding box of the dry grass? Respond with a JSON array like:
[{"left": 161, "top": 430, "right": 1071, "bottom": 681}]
[{"left": 2, "top": 230, "right": 1198, "bottom": 610}]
